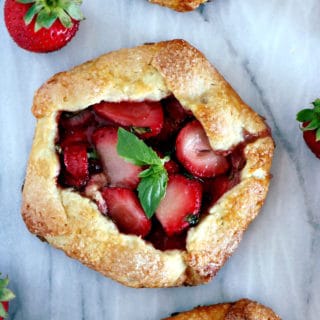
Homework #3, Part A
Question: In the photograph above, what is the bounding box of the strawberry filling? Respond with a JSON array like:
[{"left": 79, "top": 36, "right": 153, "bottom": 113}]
[
  {"left": 176, "top": 120, "right": 230, "bottom": 178},
  {"left": 102, "top": 187, "right": 151, "bottom": 237},
  {"left": 94, "top": 101, "right": 164, "bottom": 138},
  {"left": 92, "top": 127, "right": 142, "bottom": 189},
  {"left": 56, "top": 97, "right": 264, "bottom": 250}
]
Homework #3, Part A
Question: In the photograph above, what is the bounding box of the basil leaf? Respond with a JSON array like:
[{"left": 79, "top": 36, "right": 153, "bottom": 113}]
[
  {"left": 296, "top": 109, "right": 314, "bottom": 122},
  {"left": 138, "top": 167, "right": 168, "bottom": 218},
  {"left": 131, "top": 126, "right": 152, "bottom": 135},
  {"left": 117, "top": 128, "right": 170, "bottom": 218},
  {"left": 139, "top": 165, "right": 164, "bottom": 178},
  {"left": 87, "top": 148, "right": 99, "bottom": 160},
  {"left": 117, "top": 128, "right": 161, "bottom": 166}
]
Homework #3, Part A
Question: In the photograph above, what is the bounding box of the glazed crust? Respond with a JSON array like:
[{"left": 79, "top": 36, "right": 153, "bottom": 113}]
[
  {"left": 149, "top": 0, "right": 207, "bottom": 12},
  {"left": 22, "top": 40, "right": 274, "bottom": 288},
  {"left": 163, "top": 299, "right": 281, "bottom": 320}
]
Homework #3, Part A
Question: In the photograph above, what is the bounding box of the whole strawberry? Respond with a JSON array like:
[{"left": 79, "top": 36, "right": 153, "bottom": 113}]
[
  {"left": 296, "top": 99, "right": 320, "bottom": 159},
  {"left": 4, "top": 0, "right": 84, "bottom": 53},
  {"left": 0, "top": 274, "right": 15, "bottom": 319}
]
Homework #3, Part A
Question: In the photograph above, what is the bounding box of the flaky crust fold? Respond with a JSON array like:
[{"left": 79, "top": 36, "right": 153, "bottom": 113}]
[
  {"left": 22, "top": 40, "right": 274, "bottom": 288},
  {"left": 149, "top": 0, "right": 207, "bottom": 12},
  {"left": 163, "top": 299, "right": 281, "bottom": 319}
]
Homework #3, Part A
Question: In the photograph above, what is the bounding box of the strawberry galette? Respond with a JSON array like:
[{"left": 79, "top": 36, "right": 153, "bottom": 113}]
[
  {"left": 22, "top": 40, "right": 274, "bottom": 288},
  {"left": 163, "top": 299, "right": 280, "bottom": 320},
  {"left": 149, "top": 0, "right": 207, "bottom": 11}
]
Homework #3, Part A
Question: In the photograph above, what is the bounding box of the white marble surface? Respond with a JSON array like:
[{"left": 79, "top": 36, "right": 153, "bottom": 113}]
[{"left": 0, "top": 0, "right": 320, "bottom": 319}]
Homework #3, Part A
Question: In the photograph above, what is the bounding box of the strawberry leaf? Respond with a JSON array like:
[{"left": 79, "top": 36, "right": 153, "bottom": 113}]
[
  {"left": 34, "top": 21, "right": 42, "bottom": 32},
  {"left": 57, "top": 8, "right": 72, "bottom": 28},
  {"left": 0, "top": 274, "right": 15, "bottom": 318},
  {"left": 36, "top": 9, "right": 58, "bottom": 29},
  {"left": 296, "top": 109, "right": 314, "bottom": 122},
  {"left": 64, "top": 2, "right": 84, "bottom": 20},
  {"left": 0, "top": 303, "right": 7, "bottom": 318},
  {"left": 0, "top": 278, "right": 9, "bottom": 290},
  {"left": 0, "top": 289, "right": 15, "bottom": 302},
  {"left": 0, "top": 274, "right": 15, "bottom": 302},
  {"left": 137, "top": 167, "right": 168, "bottom": 218},
  {"left": 312, "top": 98, "right": 320, "bottom": 109},
  {"left": 24, "top": 3, "right": 43, "bottom": 25},
  {"left": 302, "top": 118, "right": 320, "bottom": 131},
  {"left": 20, "top": 0, "right": 84, "bottom": 31},
  {"left": 316, "top": 128, "right": 320, "bottom": 142}
]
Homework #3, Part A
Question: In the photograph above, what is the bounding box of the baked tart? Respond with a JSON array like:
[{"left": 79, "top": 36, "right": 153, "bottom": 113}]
[
  {"left": 22, "top": 40, "right": 274, "bottom": 288},
  {"left": 149, "top": 0, "right": 207, "bottom": 11},
  {"left": 164, "top": 299, "right": 280, "bottom": 319}
]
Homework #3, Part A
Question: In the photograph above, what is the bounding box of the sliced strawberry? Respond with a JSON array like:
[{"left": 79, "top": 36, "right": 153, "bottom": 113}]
[
  {"left": 146, "top": 220, "right": 186, "bottom": 250},
  {"left": 205, "top": 175, "right": 239, "bottom": 207},
  {"left": 60, "top": 109, "right": 94, "bottom": 129},
  {"left": 60, "top": 129, "right": 88, "bottom": 149},
  {"left": 102, "top": 187, "right": 151, "bottom": 237},
  {"left": 156, "top": 174, "right": 202, "bottom": 236},
  {"left": 63, "top": 143, "right": 89, "bottom": 188},
  {"left": 93, "top": 101, "right": 163, "bottom": 138},
  {"left": 176, "top": 120, "right": 230, "bottom": 178},
  {"left": 229, "top": 146, "right": 246, "bottom": 172},
  {"left": 154, "top": 97, "right": 191, "bottom": 143},
  {"left": 162, "top": 96, "right": 191, "bottom": 123},
  {"left": 92, "top": 127, "right": 142, "bottom": 188}
]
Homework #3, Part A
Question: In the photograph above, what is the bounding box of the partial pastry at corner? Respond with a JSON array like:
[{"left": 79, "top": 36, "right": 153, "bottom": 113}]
[
  {"left": 22, "top": 39, "right": 274, "bottom": 288},
  {"left": 163, "top": 299, "right": 281, "bottom": 319},
  {"left": 149, "top": 0, "right": 207, "bottom": 11}
]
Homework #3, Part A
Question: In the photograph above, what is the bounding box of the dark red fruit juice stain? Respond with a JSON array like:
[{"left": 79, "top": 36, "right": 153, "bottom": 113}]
[{"left": 146, "top": 219, "right": 187, "bottom": 251}]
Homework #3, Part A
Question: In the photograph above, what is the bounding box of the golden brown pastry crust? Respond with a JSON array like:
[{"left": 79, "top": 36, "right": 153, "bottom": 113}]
[
  {"left": 149, "top": 0, "right": 207, "bottom": 12},
  {"left": 22, "top": 40, "right": 274, "bottom": 288},
  {"left": 163, "top": 299, "right": 281, "bottom": 319}
]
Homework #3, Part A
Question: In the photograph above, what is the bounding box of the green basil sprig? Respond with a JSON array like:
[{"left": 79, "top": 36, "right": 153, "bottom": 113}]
[{"left": 117, "top": 128, "right": 169, "bottom": 218}]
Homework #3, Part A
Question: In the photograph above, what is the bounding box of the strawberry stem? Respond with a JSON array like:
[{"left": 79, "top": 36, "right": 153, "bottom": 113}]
[
  {"left": 0, "top": 274, "right": 15, "bottom": 319},
  {"left": 296, "top": 98, "right": 320, "bottom": 140},
  {"left": 17, "top": 0, "right": 84, "bottom": 32}
]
